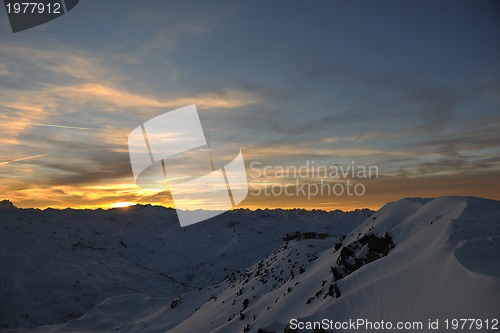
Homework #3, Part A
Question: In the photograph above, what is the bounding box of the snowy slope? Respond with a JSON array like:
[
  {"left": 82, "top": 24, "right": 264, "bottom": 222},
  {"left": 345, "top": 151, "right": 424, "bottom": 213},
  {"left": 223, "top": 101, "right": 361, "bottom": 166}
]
[
  {"left": 143, "top": 196, "right": 500, "bottom": 333},
  {"left": 6, "top": 196, "right": 499, "bottom": 333},
  {"left": 0, "top": 203, "right": 370, "bottom": 331}
]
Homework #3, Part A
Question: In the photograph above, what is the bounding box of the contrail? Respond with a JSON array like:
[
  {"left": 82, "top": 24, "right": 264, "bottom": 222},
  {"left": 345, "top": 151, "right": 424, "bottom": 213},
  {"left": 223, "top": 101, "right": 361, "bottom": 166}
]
[
  {"left": 11, "top": 122, "right": 91, "bottom": 130},
  {"left": 0, "top": 153, "right": 50, "bottom": 166}
]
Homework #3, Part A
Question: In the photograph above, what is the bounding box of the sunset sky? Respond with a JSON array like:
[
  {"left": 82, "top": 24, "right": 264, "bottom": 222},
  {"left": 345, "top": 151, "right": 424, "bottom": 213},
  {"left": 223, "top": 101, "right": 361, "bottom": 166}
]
[{"left": 1, "top": 0, "right": 500, "bottom": 211}]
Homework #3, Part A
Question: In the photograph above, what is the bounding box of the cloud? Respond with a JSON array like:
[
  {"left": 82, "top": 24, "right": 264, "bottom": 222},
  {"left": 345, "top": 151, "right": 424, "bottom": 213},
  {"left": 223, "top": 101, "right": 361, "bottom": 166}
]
[
  {"left": 250, "top": 65, "right": 461, "bottom": 144},
  {"left": 0, "top": 82, "right": 261, "bottom": 167},
  {"left": 0, "top": 63, "right": 16, "bottom": 77},
  {"left": 244, "top": 143, "right": 413, "bottom": 159},
  {"left": 321, "top": 137, "right": 339, "bottom": 143},
  {"left": 51, "top": 84, "right": 261, "bottom": 110},
  {"left": 400, "top": 117, "right": 500, "bottom": 156},
  {"left": 2, "top": 6, "right": 499, "bottom": 211},
  {"left": 0, "top": 40, "right": 261, "bottom": 185},
  {"left": 0, "top": 43, "right": 125, "bottom": 83}
]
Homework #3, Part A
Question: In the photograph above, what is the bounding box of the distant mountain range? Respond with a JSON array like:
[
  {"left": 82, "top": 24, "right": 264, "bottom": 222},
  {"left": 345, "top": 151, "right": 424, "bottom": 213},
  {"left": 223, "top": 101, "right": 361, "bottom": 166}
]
[{"left": 1, "top": 197, "right": 499, "bottom": 332}]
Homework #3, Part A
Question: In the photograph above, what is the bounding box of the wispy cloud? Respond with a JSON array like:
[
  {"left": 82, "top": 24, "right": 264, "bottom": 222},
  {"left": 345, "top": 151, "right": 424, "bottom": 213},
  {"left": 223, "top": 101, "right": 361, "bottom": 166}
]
[
  {"left": 0, "top": 43, "right": 125, "bottom": 83},
  {"left": 51, "top": 84, "right": 261, "bottom": 110},
  {"left": 0, "top": 153, "right": 51, "bottom": 166},
  {"left": 4, "top": 122, "right": 91, "bottom": 130},
  {"left": 245, "top": 143, "right": 413, "bottom": 159},
  {"left": 0, "top": 63, "right": 16, "bottom": 77}
]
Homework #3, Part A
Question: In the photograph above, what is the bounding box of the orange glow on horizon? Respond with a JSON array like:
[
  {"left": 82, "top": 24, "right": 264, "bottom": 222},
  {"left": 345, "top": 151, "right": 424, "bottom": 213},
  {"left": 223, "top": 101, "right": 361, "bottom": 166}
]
[
  {"left": 110, "top": 201, "right": 136, "bottom": 208},
  {"left": 3, "top": 169, "right": 500, "bottom": 213}
]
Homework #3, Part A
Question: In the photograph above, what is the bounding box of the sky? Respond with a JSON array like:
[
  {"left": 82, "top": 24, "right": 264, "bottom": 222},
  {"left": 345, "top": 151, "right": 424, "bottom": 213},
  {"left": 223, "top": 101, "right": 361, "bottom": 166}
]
[{"left": 1, "top": 0, "right": 499, "bottom": 211}]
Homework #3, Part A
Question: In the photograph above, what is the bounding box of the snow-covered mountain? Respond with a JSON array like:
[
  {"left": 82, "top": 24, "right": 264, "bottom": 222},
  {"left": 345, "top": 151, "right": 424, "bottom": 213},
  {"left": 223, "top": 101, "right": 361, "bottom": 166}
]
[
  {"left": 0, "top": 204, "right": 370, "bottom": 331},
  {"left": 2, "top": 197, "right": 499, "bottom": 332}
]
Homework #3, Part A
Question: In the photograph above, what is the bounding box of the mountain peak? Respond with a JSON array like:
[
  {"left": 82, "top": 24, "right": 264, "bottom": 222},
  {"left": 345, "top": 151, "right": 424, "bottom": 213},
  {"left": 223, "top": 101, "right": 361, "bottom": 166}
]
[{"left": 0, "top": 199, "right": 16, "bottom": 209}]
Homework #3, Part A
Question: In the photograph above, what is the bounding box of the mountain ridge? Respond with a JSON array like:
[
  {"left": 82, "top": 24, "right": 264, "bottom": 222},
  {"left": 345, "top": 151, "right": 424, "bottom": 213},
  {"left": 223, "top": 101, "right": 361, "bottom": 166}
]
[{"left": 1, "top": 196, "right": 499, "bottom": 333}]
